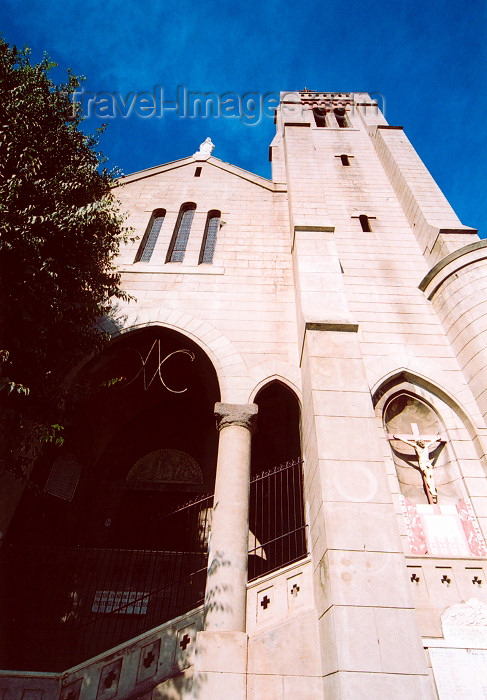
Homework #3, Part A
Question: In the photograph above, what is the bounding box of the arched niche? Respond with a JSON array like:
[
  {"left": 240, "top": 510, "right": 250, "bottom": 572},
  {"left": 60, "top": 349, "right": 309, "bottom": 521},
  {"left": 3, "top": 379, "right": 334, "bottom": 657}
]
[
  {"left": 375, "top": 376, "right": 487, "bottom": 558},
  {"left": 384, "top": 392, "right": 459, "bottom": 505}
]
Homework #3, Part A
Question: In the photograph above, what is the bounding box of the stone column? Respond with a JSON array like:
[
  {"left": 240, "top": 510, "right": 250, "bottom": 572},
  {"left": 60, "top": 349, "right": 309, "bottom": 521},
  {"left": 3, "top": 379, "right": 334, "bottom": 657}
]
[
  {"left": 204, "top": 402, "right": 258, "bottom": 632},
  {"left": 193, "top": 403, "right": 257, "bottom": 699}
]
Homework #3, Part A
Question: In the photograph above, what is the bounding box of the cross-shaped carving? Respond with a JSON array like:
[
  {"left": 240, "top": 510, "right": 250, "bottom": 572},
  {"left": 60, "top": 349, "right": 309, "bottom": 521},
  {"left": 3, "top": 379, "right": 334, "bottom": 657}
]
[
  {"left": 104, "top": 670, "right": 117, "bottom": 689},
  {"left": 441, "top": 574, "right": 451, "bottom": 585},
  {"left": 473, "top": 575, "right": 483, "bottom": 586},
  {"left": 143, "top": 650, "right": 155, "bottom": 668},
  {"left": 410, "top": 573, "right": 420, "bottom": 583},
  {"left": 260, "top": 595, "right": 270, "bottom": 610},
  {"left": 180, "top": 634, "right": 191, "bottom": 651},
  {"left": 388, "top": 423, "right": 446, "bottom": 504},
  {"left": 290, "top": 583, "right": 300, "bottom": 597}
]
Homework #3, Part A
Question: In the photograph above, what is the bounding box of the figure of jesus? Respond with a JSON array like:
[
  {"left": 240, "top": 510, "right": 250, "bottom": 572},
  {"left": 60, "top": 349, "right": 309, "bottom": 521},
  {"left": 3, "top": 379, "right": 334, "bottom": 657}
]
[{"left": 392, "top": 434, "right": 443, "bottom": 504}]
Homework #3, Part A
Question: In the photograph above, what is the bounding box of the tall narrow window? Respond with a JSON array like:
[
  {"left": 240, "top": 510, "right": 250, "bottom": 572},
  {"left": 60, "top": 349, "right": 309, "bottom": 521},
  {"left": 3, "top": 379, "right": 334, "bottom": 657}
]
[
  {"left": 334, "top": 107, "right": 349, "bottom": 128},
  {"left": 166, "top": 203, "right": 196, "bottom": 263},
  {"left": 312, "top": 107, "right": 327, "bottom": 127},
  {"left": 134, "top": 209, "right": 165, "bottom": 262},
  {"left": 340, "top": 154, "right": 351, "bottom": 166},
  {"left": 199, "top": 210, "right": 221, "bottom": 264}
]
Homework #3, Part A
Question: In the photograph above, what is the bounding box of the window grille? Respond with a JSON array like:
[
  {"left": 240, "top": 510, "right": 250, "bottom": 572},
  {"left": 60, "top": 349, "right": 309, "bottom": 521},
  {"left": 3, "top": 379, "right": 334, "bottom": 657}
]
[
  {"left": 92, "top": 590, "right": 149, "bottom": 615},
  {"left": 135, "top": 209, "right": 165, "bottom": 262},
  {"left": 166, "top": 204, "right": 196, "bottom": 263},
  {"left": 199, "top": 210, "right": 221, "bottom": 264}
]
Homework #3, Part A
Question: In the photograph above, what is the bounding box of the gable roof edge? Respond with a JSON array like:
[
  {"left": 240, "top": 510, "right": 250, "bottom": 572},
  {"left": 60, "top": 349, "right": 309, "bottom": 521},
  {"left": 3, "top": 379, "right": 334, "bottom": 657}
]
[{"left": 114, "top": 156, "right": 286, "bottom": 192}]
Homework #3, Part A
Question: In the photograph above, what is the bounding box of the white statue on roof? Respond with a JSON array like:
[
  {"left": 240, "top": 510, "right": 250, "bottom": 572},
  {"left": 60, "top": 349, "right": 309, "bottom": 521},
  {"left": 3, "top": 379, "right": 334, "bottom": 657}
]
[{"left": 193, "top": 137, "right": 215, "bottom": 158}]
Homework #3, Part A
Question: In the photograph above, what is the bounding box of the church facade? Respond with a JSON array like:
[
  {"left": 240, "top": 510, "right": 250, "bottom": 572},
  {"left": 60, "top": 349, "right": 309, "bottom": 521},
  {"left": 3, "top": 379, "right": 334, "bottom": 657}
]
[{"left": 2, "top": 91, "right": 487, "bottom": 699}]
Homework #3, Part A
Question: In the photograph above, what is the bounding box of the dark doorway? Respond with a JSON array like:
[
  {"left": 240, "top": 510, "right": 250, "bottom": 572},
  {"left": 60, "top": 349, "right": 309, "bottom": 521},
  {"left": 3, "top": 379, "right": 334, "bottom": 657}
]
[{"left": 1, "top": 327, "right": 220, "bottom": 670}]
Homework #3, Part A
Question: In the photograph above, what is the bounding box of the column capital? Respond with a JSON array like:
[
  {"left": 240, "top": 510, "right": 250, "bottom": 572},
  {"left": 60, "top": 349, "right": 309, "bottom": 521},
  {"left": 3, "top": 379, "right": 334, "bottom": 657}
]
[{"left": 214, "top": 402, "right": 258, "bottom": 434}]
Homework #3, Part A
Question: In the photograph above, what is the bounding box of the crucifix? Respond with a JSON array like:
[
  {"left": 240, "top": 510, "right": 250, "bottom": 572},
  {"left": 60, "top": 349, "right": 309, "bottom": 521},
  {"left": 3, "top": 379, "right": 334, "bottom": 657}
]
[{"left": 387, "top": 423, "right": 446, "bottom": 504}]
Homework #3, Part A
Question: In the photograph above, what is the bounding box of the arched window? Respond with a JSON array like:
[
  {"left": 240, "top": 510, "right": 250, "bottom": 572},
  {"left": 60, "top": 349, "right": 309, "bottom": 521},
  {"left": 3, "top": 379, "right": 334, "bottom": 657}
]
[
  {"left": 312, "top": 107, "right": 327, "bottom": 127},
  {"left": 249, "top": 381, "right": 306, "bottom": 579},
  {"left": 334, "top": 107, "right": 349, "bottom": 128},
  {"left": 199, "top": 210, "right": 221, "bottom": 264},
  {"left": 134, "top": 209, "right": 165, "bottom": 262},
  {"left": 166, "top": 203, "right": 196, "bottom": 263}
]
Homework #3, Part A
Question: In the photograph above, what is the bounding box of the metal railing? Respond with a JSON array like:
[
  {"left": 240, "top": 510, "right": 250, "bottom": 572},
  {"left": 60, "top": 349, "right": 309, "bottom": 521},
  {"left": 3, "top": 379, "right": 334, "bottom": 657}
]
[
  {"left": 0, "top": 459, "right": 306, "bottom": 671},
  {"left": 249, "top": 458, "right": 307, "bottom": 580}
]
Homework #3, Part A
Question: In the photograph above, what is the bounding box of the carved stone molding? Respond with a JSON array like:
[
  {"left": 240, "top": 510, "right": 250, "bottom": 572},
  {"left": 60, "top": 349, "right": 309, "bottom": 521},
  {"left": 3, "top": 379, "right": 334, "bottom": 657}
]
[
  {"left": 441, "top": 598, "right": 487, "bottom": 647},
  {"left": 214, "top": 402, "right": 258, "bottom": 434},
  {"left": 126, "top": 449, "right": 203, "bottom": 484},
  {"left": 442, "top": 598, "right": 487, "bottom": 628}
]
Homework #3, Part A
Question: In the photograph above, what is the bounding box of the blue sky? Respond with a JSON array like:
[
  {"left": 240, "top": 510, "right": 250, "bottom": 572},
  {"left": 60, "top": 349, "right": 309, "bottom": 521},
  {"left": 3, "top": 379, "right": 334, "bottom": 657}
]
[{"left": 2, "top": 0, "right": 486, "bottom": 235}]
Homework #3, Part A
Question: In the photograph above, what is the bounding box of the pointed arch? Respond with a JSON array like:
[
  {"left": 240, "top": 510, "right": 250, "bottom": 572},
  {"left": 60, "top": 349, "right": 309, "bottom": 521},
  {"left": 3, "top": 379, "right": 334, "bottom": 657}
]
[{"left": 251, "top": 379, "right": 302, "bottom": 474}]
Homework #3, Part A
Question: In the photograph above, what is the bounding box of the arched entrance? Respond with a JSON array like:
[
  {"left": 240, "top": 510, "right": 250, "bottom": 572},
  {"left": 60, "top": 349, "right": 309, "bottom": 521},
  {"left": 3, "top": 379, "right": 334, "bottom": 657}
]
[{"left": 2, "top": 327, "right": 220, "bottom": 670}]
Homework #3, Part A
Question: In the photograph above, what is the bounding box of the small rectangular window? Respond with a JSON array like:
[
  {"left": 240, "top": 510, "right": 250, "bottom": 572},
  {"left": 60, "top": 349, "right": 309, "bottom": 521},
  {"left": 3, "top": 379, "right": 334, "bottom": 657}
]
[
  {"left": 194, "top": 167, "right": 202, "bottom": 177},
  {"left": 92, "top": 590, "right": 149, "bottom": 615},
  {"left": 340, "top": 154, "right": 350, "bottom": 166},
  {"left": 359, "top": 214, "right": 372, "bottom": 232}
]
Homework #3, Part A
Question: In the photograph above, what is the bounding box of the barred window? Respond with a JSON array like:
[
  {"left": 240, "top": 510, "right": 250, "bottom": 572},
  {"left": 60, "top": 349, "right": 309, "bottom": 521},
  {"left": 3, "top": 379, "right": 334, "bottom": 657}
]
[
  {"left": 199, "top": 210, "right": 221, "bottom": 264},
  {"left": 166, "top": 203, "right": 196, "bottom": 263},
  {"left": 134, "top": 209, "right": 165, "bottom": 262}
]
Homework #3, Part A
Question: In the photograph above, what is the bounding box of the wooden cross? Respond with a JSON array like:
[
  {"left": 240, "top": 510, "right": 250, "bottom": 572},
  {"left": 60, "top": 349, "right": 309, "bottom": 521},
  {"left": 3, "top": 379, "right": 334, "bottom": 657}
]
[{"left": 387, "top": 423, "right": 446, "bottom": 504}]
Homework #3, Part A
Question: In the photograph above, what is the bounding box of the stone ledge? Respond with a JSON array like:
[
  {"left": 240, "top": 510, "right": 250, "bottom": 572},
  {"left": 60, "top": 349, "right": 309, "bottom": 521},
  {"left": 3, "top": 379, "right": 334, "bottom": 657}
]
[
  {"left": 305, "top": 321, "right": 359, "bottom": 333},
  {"left": 294, "top": 225, "right": 335, "bottom": 233},
  {"left": 119, "top": 265, "right": 225, "bottom": 275},
  {"left": 419, "top": 240, "right": 487, "bottom": 299}
]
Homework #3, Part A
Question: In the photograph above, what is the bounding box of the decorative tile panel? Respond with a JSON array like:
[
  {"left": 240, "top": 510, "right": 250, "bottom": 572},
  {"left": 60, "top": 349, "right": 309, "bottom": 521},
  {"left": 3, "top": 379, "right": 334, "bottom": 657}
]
[
  {"left": 60, "top": 679, "right": 83, "bottom": 700},
  {"left": 137, "top": 639, "right": 160, "bottom": 684},
  {"left": 174, "top": 624, "right": 196, "bottom": 669},
  {"left": 257, "top": 586, "right": 274, "bottom": 622},
  {"left": 287, "top": 573, "right": 303, "bottom": 609},
  {"left": 97, "top": 659, "right": 123, "bottom": 700}
]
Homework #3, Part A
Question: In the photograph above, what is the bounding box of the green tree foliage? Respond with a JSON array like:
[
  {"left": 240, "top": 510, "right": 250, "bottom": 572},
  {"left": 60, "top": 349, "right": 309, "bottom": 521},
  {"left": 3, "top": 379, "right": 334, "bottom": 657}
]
[{"left": 0, "top": 39, "right": 131, "bottom": 479}]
